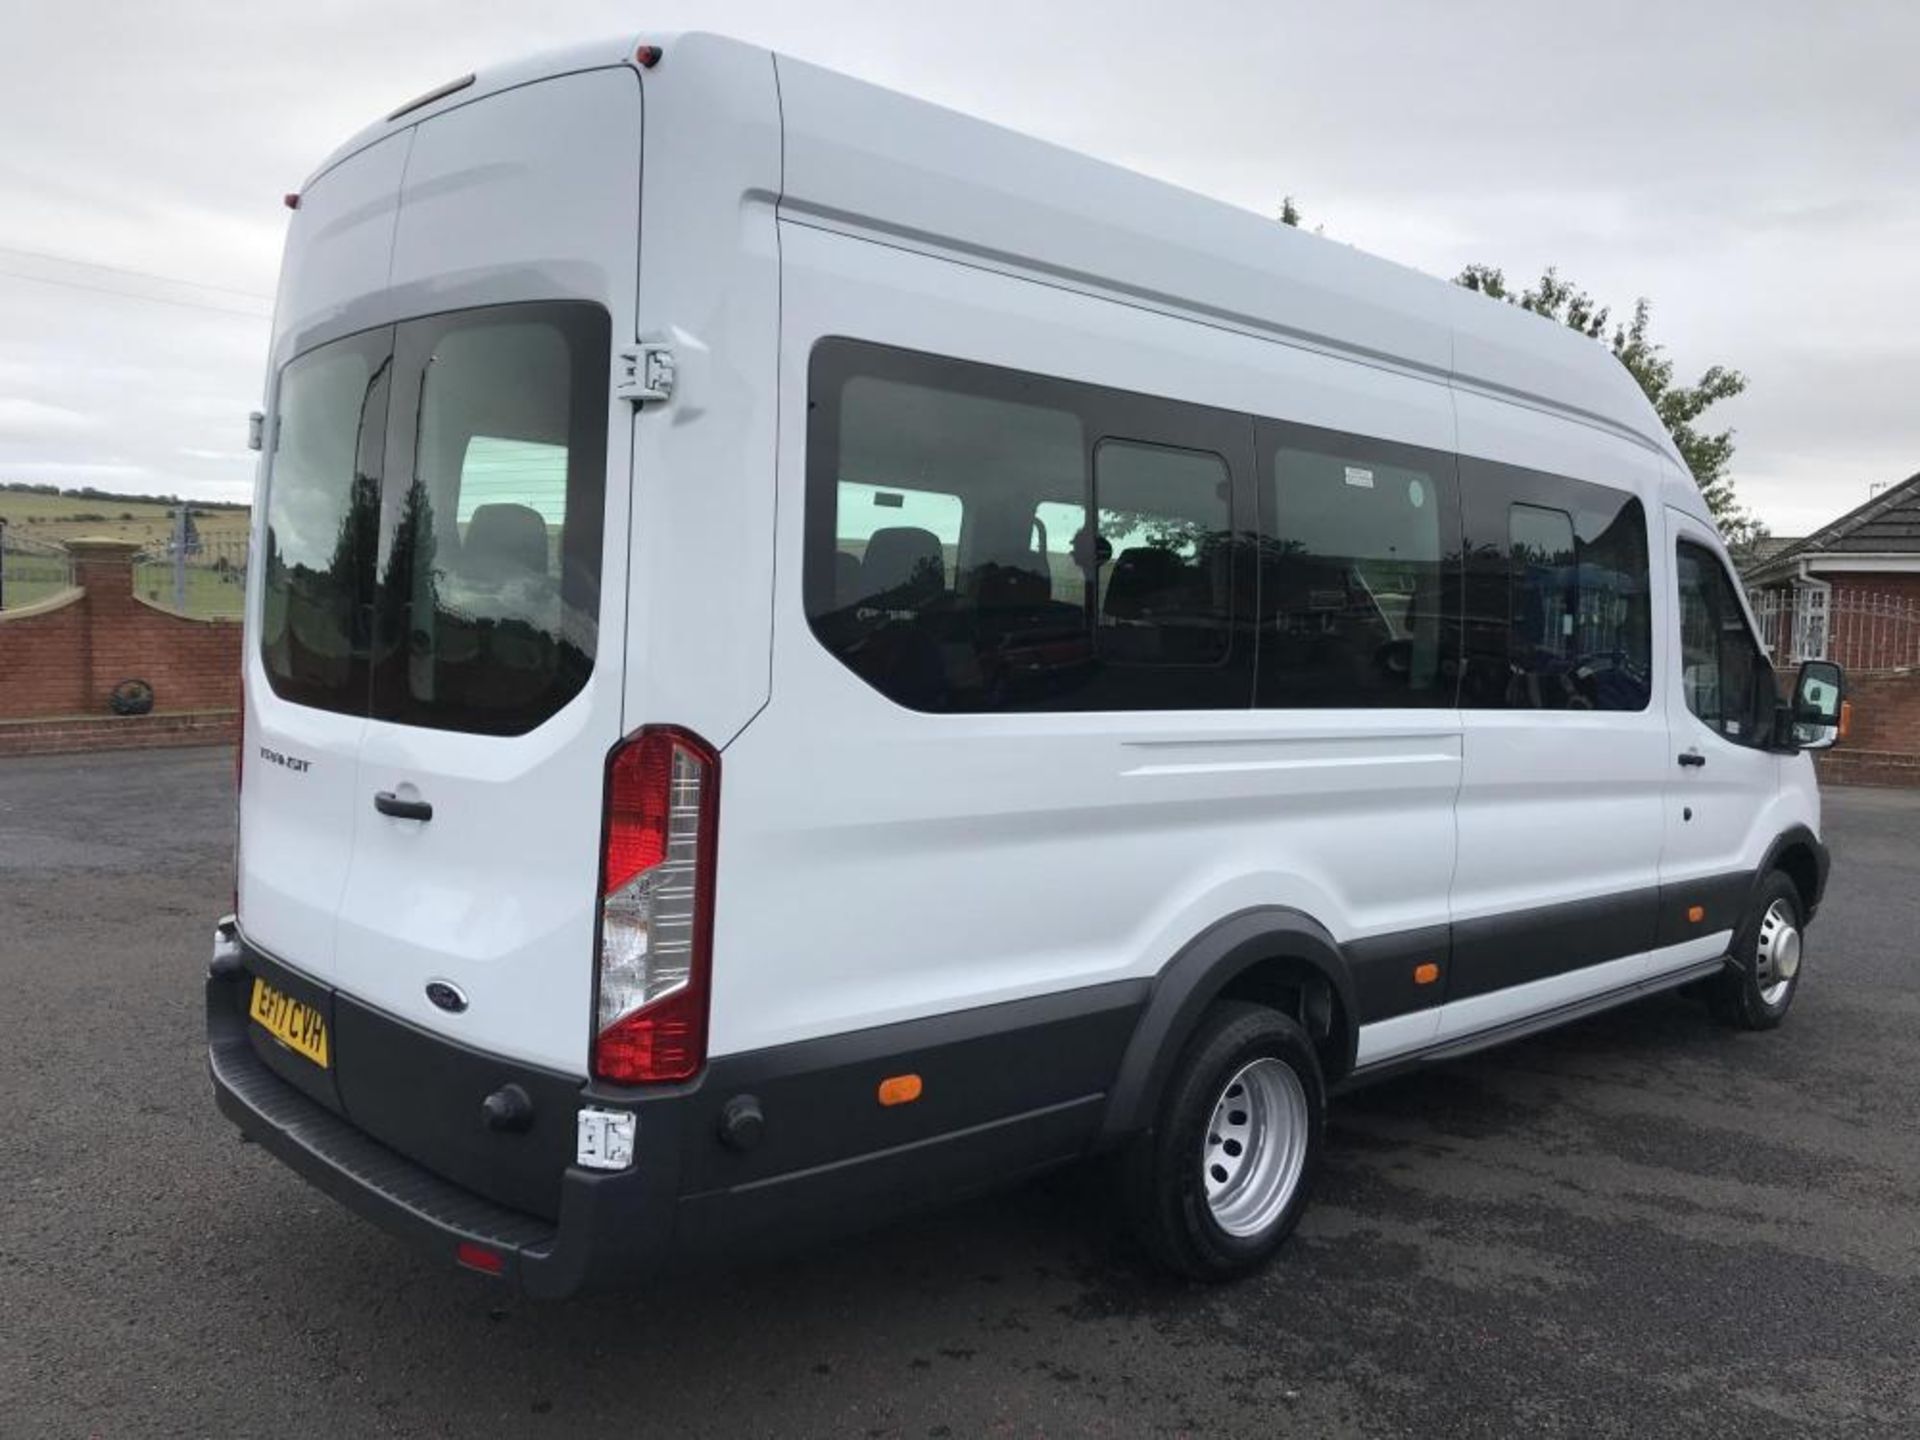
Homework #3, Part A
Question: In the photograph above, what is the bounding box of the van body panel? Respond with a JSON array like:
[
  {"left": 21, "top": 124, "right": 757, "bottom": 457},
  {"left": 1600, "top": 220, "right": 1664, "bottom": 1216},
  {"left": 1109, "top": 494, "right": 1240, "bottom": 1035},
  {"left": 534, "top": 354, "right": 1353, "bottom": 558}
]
[
  {"left": 386, "top": 68, "right": 644, "bottom": 315},
  {"left": 269, "top": 133, "right": 410, "bottom": 366},
  {"left": 709, "top": 222, "right": 1462, "bottom": 1059},
  {"left": 625, "top": 39, "right": 783, "bottom": 748}
]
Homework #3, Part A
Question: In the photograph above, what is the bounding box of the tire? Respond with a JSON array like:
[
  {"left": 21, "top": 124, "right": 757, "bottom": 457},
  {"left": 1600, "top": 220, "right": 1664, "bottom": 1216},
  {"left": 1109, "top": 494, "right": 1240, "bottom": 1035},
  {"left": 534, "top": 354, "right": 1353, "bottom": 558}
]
[
  {"left": 1708, "top": 870, "right": 1806, "bottom": 1031},
  {"left": 1124, "top": 1001, "right": 1324, "bottom": 1281}
]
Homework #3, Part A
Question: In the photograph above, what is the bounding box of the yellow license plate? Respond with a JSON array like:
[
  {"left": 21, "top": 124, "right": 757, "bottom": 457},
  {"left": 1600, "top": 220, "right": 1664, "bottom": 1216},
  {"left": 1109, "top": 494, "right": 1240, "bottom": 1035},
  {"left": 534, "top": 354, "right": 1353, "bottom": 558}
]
[{"left": 249, "top": 977, "right": 330, "bottom": 1069}]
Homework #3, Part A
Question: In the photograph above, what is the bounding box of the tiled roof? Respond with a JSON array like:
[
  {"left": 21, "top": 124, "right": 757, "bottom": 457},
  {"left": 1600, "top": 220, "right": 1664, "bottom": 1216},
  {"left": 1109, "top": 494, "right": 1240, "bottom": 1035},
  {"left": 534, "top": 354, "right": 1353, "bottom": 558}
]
[{"left": 1745, "top": 470, "right": 1920, "bottom": 581}]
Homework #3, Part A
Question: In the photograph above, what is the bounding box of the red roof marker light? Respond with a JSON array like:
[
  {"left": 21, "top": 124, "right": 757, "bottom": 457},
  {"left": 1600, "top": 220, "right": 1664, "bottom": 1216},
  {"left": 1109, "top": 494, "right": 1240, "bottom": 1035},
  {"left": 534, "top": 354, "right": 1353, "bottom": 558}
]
[{"left": 634, "top": 44, "right": 662, "bottom": 68}]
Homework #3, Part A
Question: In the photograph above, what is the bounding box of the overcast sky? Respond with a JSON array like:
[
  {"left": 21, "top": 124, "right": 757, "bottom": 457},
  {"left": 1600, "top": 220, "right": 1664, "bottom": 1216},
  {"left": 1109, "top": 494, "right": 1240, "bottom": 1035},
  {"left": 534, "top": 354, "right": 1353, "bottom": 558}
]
[{"left": 3, "top": 0, "right": 1915, "bottom": 536}]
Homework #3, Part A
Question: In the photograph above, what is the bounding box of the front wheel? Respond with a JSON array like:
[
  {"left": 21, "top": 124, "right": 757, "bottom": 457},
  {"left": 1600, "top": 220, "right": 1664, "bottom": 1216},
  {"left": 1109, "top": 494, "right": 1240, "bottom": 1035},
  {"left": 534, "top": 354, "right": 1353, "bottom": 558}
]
[
  {"left": 1709, "top": 871, "right": 1806, "bottom": 1030},
  {"left": 1124, "top": 1001, "right": 1324, "bottom": 1281}
]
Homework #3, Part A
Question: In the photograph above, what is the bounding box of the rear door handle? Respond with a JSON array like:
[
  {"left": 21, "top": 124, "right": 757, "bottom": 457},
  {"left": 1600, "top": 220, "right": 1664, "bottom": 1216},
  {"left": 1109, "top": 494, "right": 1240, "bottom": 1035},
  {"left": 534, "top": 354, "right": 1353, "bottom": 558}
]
[
  {"left": 374, "top": 791, "right": 433, "bottom": 821},
  {"left": 1677, "top": 751, "right": 1706, "bottom": 769}
]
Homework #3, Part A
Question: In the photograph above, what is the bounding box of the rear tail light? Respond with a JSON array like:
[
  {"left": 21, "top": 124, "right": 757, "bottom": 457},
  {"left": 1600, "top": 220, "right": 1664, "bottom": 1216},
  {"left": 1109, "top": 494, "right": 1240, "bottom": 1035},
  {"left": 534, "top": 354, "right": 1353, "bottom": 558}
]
[{"left": 592, "top": 727, "right": 719, "bottom": 1084}]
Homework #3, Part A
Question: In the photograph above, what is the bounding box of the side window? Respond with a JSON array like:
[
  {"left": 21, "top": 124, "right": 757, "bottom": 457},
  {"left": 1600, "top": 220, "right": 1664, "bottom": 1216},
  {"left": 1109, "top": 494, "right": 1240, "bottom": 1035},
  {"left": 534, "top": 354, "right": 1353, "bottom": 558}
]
[
  {"left": 1256, "top": 422, "right": 1457, "bottom": 708},
  {"left": 1508, "top": 504, "right": 1577, "bottom": 707},
  {"left": 373, "top": 302, "right": 611, "bottom": 736},
  {"left": 1461, "top": 460, "right": 1651, "bottom": 712},
  {"left": 258, "top": 328, "right": 392, "bottom": 715},
  {"left": 1676, "top": 540, "right": 1773, "bottom": 745},
  {"left": 1093, "top": 441, "right": 1233, "bottom": 665},
  {"left": 804, "top": 340, "right": 1251, "bottom": 712}
]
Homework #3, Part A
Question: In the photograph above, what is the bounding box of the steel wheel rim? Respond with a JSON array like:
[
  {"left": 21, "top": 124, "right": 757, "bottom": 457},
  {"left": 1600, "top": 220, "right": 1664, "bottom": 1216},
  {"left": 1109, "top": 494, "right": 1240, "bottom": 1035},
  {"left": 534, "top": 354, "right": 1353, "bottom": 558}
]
[
  {"left": 1202, "top": 1057, "right": 1309, "bottom": 1238},
  {"left": 1755, "top": 898, "right": 1801, "bottom": 1007}
]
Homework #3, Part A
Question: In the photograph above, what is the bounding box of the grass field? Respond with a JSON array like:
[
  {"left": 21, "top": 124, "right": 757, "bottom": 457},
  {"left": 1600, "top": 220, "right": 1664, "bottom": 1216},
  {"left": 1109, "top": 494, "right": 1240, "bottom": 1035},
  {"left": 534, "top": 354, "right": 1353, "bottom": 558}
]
[
  {"left": 0, "top": 491, "right": 250, "bottom": 548},
  {"left": 0, "top": 491, "right": 251, "bottom": 619}
]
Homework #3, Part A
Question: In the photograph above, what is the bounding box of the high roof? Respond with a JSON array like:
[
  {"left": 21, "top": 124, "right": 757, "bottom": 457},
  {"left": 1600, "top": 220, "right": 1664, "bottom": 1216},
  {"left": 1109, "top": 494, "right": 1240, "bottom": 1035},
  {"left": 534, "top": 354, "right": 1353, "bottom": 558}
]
[
  {"left": 299, "top": 32, "right": 1688, "bottom": 489},
  {"left": 1745, "top": 470, "right": 1920, "bottom": 581},
  {"left": 771, "top": 44, "right": 1678, "bottom": 468}
]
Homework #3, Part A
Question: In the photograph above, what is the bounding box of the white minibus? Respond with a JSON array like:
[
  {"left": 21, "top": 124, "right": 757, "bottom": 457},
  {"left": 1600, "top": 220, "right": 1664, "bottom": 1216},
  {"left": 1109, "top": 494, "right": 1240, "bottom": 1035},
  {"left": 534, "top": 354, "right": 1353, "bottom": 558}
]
[{"left": 210, "top": 33, "right": 1846, "bottom": 1294}]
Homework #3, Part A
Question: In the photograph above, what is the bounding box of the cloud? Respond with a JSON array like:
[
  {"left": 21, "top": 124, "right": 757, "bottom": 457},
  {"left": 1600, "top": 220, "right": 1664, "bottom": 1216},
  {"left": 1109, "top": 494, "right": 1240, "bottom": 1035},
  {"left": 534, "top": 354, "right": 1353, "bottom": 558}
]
[
  {"left": 1, "top": 0, "right": 1916, "bottom": 537},
  {"left": 0, "top": 398, "right": 95, "bottom": 437}
]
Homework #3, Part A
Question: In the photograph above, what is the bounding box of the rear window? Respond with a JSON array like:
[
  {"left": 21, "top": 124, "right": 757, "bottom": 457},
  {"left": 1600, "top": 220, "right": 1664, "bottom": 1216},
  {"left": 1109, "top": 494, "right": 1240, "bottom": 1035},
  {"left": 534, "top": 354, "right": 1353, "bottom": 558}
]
[
  {"left": 257, "top": 302, "right": 609, "bottom": 735},
  {"left": 259, "top": 328, "right": 391, "bottom": 715},
  {"left": 374, "top": 306, "right": 609, "bottom": 735}
]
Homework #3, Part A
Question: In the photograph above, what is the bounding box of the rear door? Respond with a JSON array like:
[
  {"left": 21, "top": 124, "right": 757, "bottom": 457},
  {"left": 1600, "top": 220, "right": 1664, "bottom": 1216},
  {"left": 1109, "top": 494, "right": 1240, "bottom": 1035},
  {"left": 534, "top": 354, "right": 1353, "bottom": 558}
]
[
  {"left": 323, "top": 67, "right": 642, "bottom": 1074},
  {"left": 241, "top": 325, "right": 390, "bottom": 979},
  {"left": 332, "top": 301, "right": 626, "bottom": 1074}
]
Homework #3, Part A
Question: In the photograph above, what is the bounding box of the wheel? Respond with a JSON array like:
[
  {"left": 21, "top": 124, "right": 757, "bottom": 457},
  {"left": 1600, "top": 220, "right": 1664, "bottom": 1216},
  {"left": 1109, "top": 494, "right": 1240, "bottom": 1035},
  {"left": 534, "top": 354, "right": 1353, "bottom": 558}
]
[
  {"left": 1125, "top": 1001, "right": 1324, "bottom": 1281},
  {"left": 1709, "top": 871, "right": 1806, "bottom": 1031}
]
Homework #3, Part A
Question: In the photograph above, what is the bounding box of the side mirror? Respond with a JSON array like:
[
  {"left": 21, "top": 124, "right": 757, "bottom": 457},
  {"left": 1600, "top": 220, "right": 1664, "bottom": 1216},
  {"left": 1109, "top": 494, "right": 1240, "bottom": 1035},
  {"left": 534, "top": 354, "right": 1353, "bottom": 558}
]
[{"left": 1789, "top": 660, "right": 1846, "bottom": 751}]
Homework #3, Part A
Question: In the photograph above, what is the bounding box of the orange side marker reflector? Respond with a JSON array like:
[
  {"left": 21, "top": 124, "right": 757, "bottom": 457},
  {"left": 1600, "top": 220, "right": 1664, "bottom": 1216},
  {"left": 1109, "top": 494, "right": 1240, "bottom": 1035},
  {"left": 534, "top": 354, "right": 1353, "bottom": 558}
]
[
  {"left": 1413, "top": 962, "right": 1440, "bottom": 986},
  {"left": 1838, "top": 701, "right": 1852, "bottom": 740},
  {"left": 878, "top": 1073, "right": 923, "bottom": 1107},
  {"left": 1687, "top": 905, "right": 1705, "bottom": 923}
]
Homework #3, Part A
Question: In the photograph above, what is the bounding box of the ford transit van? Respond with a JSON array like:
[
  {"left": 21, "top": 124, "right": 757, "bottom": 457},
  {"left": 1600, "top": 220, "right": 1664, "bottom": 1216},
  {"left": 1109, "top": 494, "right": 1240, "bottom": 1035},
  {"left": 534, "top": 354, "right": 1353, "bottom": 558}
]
[{"left": 209, "top": 33, "right": 1845, "bottom": 1295}]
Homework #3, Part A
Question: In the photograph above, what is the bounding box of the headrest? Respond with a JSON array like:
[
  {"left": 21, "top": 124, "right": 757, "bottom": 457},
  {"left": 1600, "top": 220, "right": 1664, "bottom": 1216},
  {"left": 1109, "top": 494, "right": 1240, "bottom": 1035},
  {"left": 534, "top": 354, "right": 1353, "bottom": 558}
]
[
  {"left": 1103, "top": 546, "right": 1201, "bottom": 620},
  {"left": 463, "top": 503, "right": 549, "bottom": 576},
  {"left": 859, "top": 526, "right": 945, "bottom": 606}
]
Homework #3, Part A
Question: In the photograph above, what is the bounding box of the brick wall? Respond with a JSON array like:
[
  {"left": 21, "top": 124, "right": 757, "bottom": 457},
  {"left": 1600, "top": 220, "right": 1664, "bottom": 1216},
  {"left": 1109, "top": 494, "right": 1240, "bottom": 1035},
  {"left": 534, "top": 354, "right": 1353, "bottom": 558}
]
[
  {"left": 1813, "top": 668, "right": 1920, "bottom": 787},
  {"left": 0, "top": 538, "right": 241, "bottom": 748}
]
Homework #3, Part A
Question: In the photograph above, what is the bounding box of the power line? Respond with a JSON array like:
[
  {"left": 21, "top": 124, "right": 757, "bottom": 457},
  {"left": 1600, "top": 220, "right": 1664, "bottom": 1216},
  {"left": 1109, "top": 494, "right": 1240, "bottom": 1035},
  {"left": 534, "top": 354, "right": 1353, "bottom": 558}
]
[
  {"left": 0, "top": 244, "right": 273, "bottom": 301},
  {"left": 0, "top": 265, "right": 272, "bottom": 320}
]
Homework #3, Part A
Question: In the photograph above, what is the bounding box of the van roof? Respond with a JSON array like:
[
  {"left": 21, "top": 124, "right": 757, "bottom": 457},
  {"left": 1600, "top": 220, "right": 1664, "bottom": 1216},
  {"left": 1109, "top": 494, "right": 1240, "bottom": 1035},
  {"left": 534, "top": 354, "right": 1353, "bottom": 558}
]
[{"left": 302, "top": 31, "right": 1701, "bottom": 515}]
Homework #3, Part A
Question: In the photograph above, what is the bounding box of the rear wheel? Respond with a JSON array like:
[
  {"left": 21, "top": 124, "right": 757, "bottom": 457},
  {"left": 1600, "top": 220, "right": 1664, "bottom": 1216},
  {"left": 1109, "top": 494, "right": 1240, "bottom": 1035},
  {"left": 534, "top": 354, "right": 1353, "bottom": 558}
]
[
  {"left": 1125, "top": 1001, "right": 1324, "bottom": 1281},
  {"left": 1709, "top": 870, "right": 1805, "bottom": 1030}
]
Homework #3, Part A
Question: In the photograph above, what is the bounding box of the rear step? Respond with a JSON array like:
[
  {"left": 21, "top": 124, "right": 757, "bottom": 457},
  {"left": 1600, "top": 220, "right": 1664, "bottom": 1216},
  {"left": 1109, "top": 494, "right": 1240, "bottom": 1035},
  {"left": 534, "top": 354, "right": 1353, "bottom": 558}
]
[{"left": 209, "top": 998, "right": 556, "bottom": 1277}]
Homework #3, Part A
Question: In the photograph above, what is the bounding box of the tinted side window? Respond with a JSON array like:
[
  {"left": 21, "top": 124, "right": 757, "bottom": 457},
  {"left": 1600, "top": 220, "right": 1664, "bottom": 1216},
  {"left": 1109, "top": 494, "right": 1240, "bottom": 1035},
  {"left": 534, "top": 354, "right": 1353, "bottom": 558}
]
[
  {"left": 1092, "top": 441, "right": 1234, "bottom": 666},
  {"left": 804, "top": 340, "right": 1252, "bottom": 712},
  {"left": 374, "top": 303, "right": 610, "bottom": 736},
  {"left": 1461, "top": 459, "right": 1651, "bottom": 712},
  {"left": 1507, "top": 504, "right": 1578, "bottom": 707},
  {"left": 1676, "top": 540, "right": 1773, "bottom": 745},
  {"left": 1255, "top": 420, "right": 1460, "bottom": 708},
  {"left": 259, "top": 328, "right": 391, "bottom": 714}
]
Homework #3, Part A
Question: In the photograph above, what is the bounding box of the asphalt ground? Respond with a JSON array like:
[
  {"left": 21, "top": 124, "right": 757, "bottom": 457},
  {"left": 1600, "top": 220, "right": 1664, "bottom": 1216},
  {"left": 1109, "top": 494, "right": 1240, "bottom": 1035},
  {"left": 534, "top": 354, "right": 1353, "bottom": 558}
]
[{"left": 3, "top": 746, "right": 1918, "bottom": 1437}]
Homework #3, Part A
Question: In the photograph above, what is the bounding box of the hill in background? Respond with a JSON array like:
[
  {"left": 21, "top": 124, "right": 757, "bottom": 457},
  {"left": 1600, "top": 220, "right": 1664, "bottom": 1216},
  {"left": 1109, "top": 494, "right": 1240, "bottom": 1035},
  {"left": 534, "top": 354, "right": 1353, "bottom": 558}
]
[{"left": 0, "top": 483, "right": 250, "bottom": 549}]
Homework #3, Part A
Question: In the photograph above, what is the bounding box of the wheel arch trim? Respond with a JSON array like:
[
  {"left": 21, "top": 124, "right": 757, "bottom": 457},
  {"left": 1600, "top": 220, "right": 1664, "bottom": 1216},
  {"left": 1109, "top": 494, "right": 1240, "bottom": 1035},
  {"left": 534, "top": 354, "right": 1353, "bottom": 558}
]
[
  {"left": 1754, "top": 824, "right": 1829, "bottom": 922},
  {"left": 1097, "top": 907, "right": 1357, "bottom": 1146}
]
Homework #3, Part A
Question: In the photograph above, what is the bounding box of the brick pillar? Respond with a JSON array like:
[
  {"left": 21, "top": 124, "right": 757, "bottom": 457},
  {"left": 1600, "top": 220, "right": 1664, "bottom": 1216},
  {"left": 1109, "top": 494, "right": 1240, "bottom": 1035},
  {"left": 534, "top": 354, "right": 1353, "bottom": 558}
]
[{"left": 63, "top": 537, "right": 141, "bottom": 712}]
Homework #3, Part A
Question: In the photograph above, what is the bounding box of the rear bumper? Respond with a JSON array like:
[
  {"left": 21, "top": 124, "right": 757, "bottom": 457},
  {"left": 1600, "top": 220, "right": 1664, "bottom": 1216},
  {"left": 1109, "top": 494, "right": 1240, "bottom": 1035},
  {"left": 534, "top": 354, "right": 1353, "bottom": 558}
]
[
  {"left": 207, "top": 930, "right": 1143, "bottom": 1298},
  {"left": 208, "top": 967, "right": 681, "bottom": 1298}
]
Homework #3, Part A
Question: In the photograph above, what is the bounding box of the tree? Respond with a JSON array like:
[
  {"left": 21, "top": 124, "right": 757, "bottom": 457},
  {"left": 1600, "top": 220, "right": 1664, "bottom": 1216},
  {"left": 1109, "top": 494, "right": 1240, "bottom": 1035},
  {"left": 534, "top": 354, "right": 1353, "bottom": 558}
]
[
  {"left": 1456, "top": 264, "right": 1765, "bottom": 555},
  {"left": 1282, "top": 201, "right": 1767, "bottom": 555}
]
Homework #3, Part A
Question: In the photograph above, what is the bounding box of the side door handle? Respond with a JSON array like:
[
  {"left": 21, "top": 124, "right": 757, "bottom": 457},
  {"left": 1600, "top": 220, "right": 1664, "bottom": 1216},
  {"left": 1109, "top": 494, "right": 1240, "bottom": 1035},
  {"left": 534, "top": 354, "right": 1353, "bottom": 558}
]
[
  {"left": 374, "top": 791, "right": 433, "bottom": 821},
  {"left": 1677, "top": 751, "right": 1706, "bottom": 769}
]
